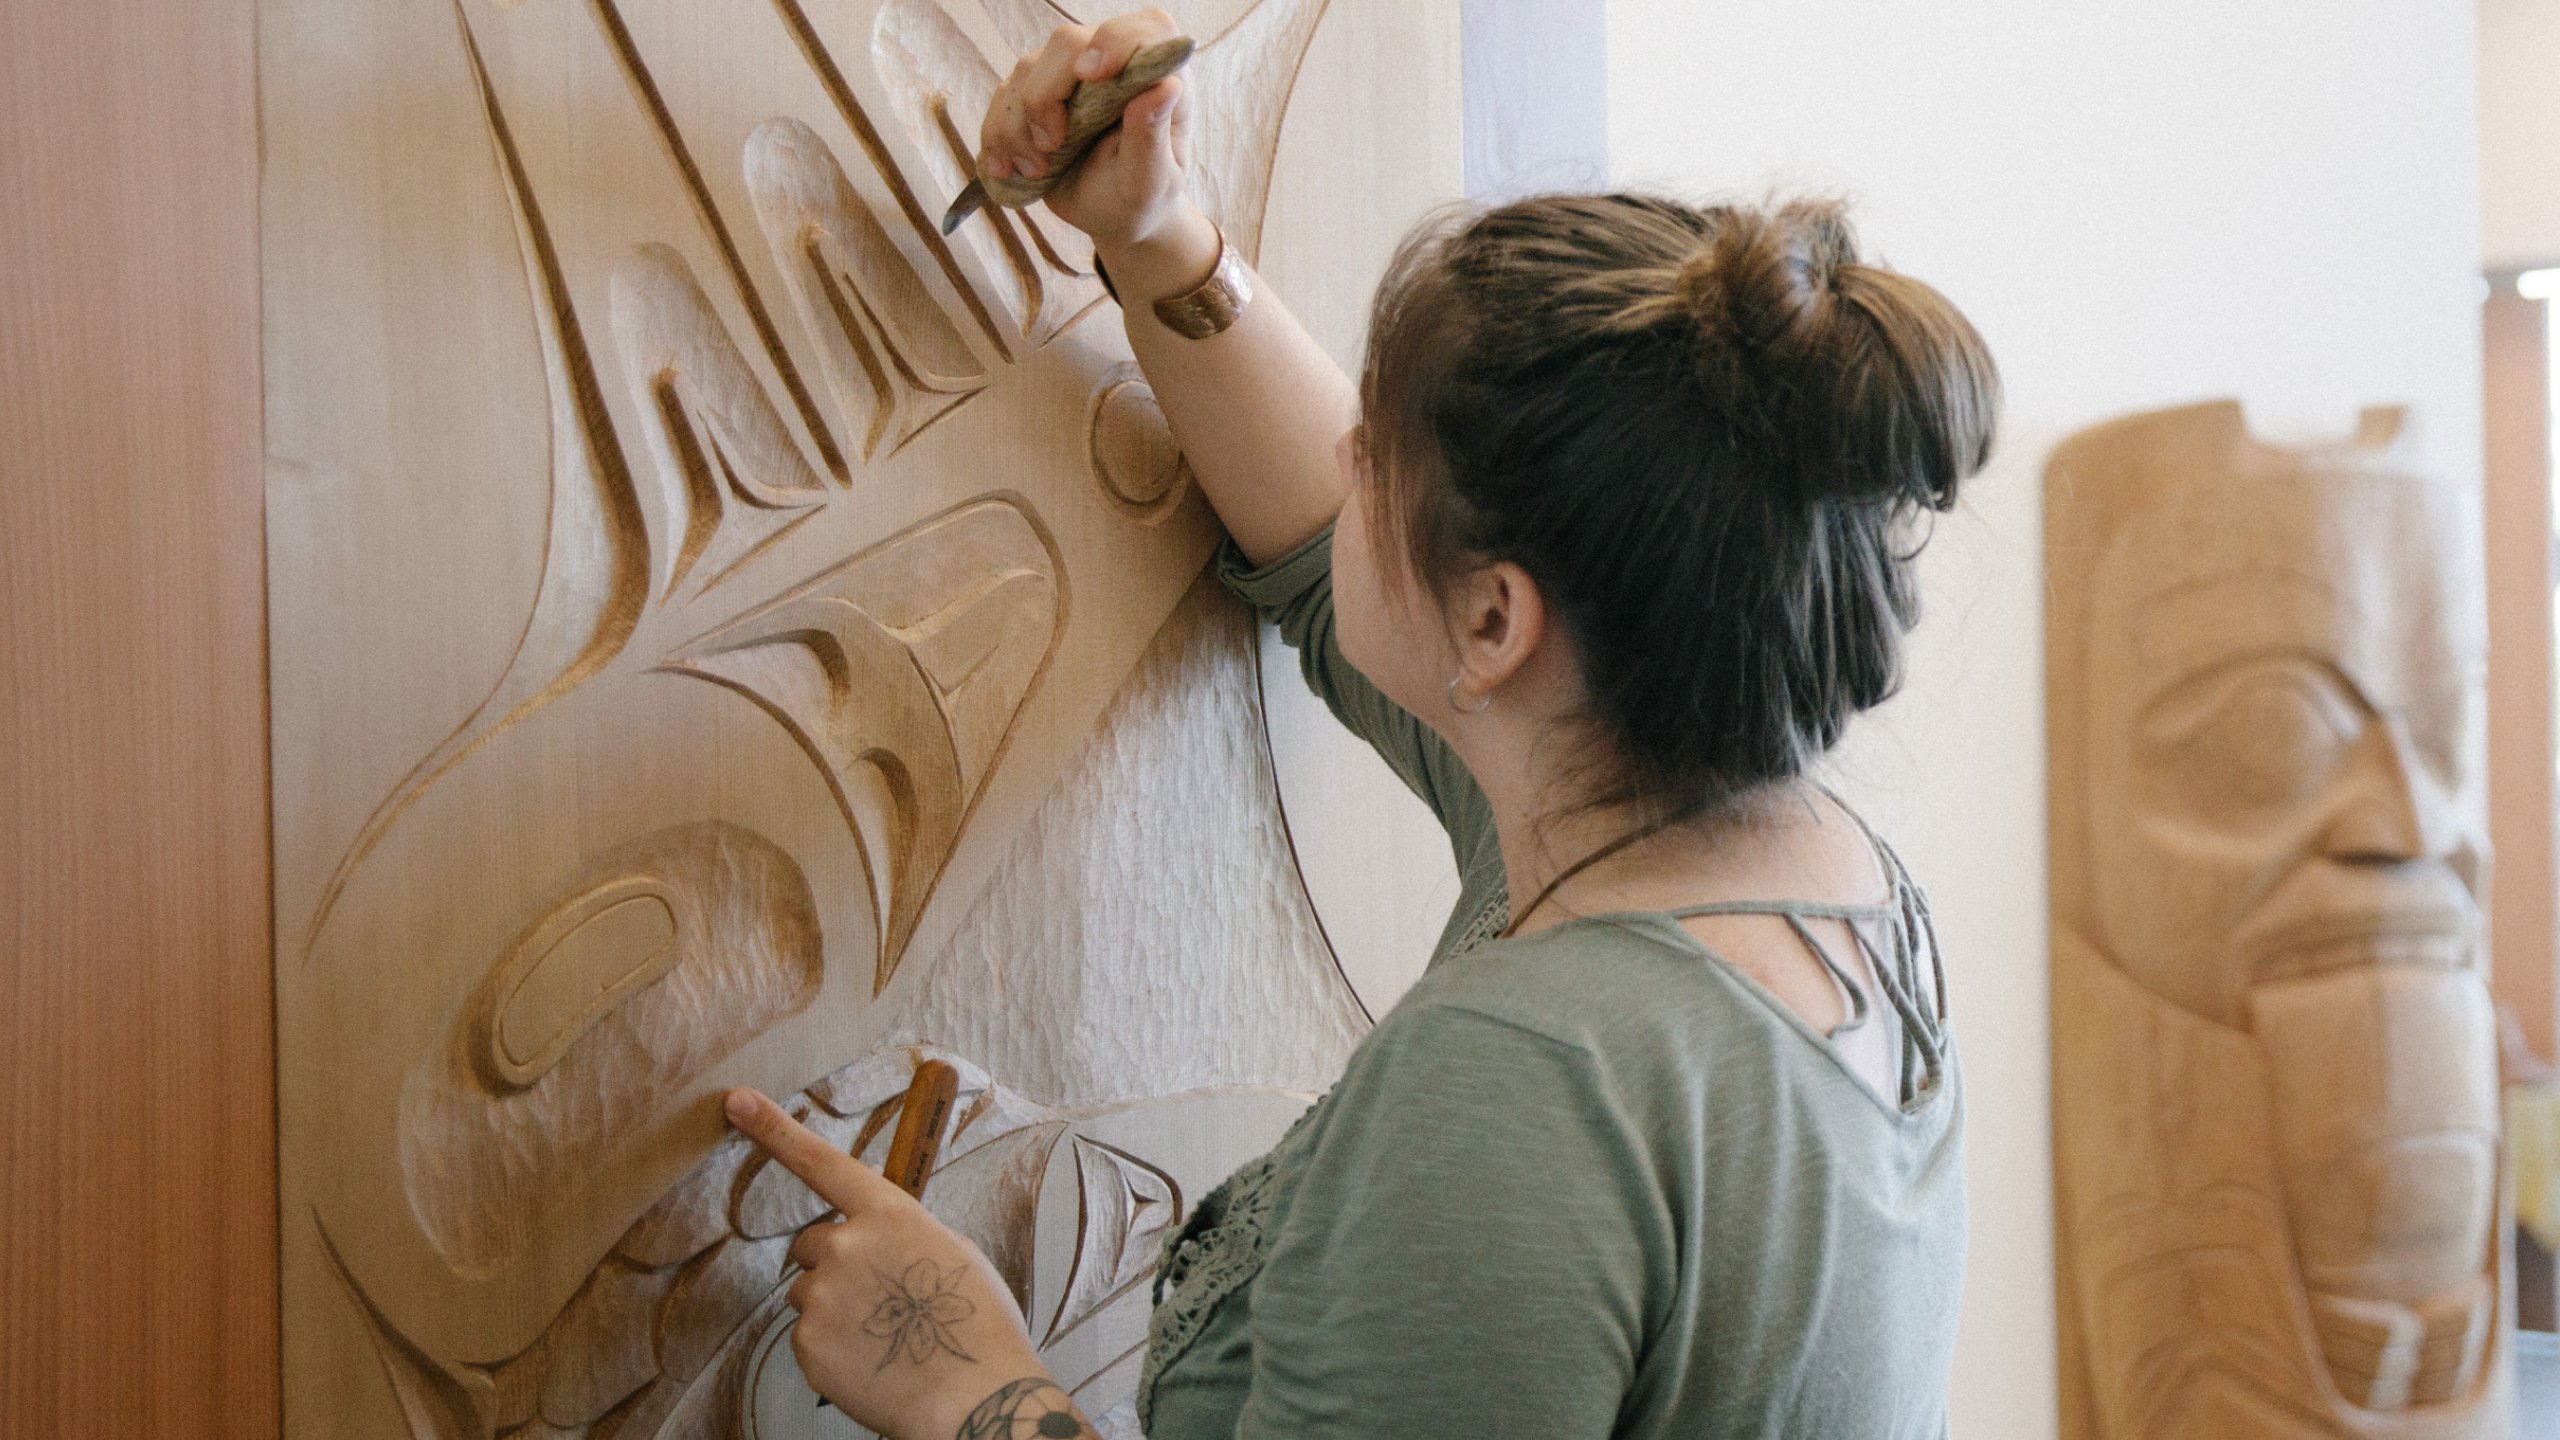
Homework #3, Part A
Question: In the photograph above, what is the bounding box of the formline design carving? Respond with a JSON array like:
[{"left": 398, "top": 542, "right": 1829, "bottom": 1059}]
[
  {"left": 294, "top": 4, "right": 656, "bottom": 964},
  {"left": 2044, "top": 400, "right": 2513, "bottom": 1439},
  {"left": 268, "top": 0, "right": 1403, "bottom": 1433},
  {"left": 1042, "top": 1137, "right": 1181, "bottom": 1348},
  {"left": 334, "top": 1046, "right": 1299, "bottom": 1440},
  {"left": 873, "top": 0, "right": 1105, "bottom": 352},
  {"left": 399, "top": 821, "right": 824, "bottom": 1274},
  {"left": 300, "top": 0, "right": 1336, "bottom": 971},
  {"left": 610, "top": 242, "right": 831, "bottom": 602},
  {"left": 661, "top": 498, "right": 1066, "bottom": 992}
]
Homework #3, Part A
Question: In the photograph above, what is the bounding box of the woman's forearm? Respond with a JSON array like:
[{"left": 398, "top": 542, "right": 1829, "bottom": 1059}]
[{"left": 1098, "top": 205, "right": 1353, "bottom": 566}]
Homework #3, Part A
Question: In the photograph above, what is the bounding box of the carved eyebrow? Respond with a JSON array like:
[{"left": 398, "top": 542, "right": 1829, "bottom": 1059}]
[
  {"left": 2134, "top": 651, "right": 2362, "bottom": 745},
  {"left": 2129, "top": 568, "right": 2339, "bottom": 675}
]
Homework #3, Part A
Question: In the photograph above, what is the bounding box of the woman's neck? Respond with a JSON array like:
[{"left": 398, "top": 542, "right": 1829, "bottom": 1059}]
[{"left": 1483, "top": 776, "right": 1879, "bottom": 937}]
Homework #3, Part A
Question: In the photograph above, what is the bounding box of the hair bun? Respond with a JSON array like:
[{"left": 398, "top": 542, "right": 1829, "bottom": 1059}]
[
  {"left": 1676, "top": 202, "right": 1853, "bottom": 356},
  {"left": 1678, "top": 201, "right": 1996, "bottom": 510}
]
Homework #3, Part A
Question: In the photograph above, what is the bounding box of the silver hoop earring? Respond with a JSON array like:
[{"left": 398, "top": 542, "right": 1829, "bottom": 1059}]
[{"left": 1446, "top": 676, "right": 1491, "bottom": 715}]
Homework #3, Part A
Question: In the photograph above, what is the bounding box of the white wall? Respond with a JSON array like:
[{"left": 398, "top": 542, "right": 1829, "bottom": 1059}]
[
  {"left": 1605, "top": 5, "right": 2483, "bottom": 1437},
  {"left": 2483, "top": 0, "right": 2560, "bottom": 268}
]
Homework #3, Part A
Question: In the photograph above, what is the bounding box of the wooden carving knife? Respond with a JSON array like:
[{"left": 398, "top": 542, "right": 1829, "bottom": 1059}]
[
  {"left": 815, "top": 1059, "right": 958, "bottom": 1411},
  {"left": 939, "top": 34, "right": 1196, "bottom": 235},
  {"left": 880, "top": 1058, "right": 960, "bottom": 1198}
]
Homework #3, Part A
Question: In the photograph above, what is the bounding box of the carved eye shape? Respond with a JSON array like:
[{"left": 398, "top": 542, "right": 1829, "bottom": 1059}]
[
  {"left": 2146, "top": 662, "right": 2361, "bottom": 815},
  {"left": 493, "top": 883, "right": 681, "bottom": 1085}
]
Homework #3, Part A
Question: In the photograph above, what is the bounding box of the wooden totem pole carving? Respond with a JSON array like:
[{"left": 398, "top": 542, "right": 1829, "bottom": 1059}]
[
  {"left": 2045, "top": 401, "right": 2513, "bottom": 1438},
  {"left": 262, "top": 1, "right": 1456, "bottom": 1435}
]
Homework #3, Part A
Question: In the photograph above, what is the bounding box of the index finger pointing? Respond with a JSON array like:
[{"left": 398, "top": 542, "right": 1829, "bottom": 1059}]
[{"left": 723, "top": 1088, "right": 897, "bottom": 1217}]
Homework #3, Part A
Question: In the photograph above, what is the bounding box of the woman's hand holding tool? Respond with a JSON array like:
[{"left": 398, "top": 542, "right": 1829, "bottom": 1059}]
[
  {"left": 977, "top": 8, "right": 1223, "bottom": 305},
  {"left": 941, "top": 33, "right": 1193, "bottom": 233},
  {"left": 724, "top": 1067, "right": 1097, "bottom": 1440},
  {"left": 977, "top": 8, "right": 1350, "bottom": 562}
]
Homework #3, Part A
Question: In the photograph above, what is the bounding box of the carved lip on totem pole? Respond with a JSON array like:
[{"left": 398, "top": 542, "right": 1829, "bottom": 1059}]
[
  {"left": 2046, "top": 400, "right": 2509, "bottom": 1438},
  {"left": 274, "top": 0, "right": 1361, "bottom": 1435}
]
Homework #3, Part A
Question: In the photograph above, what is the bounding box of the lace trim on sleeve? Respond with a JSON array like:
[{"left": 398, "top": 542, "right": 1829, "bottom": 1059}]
[{"left": 1134, "top": 1097, "right": 1324, "bottom": 1429}]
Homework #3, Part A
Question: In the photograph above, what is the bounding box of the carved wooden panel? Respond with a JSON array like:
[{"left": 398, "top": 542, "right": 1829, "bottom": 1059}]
[
  {"left": 261, "top": 2, "right": 1456, "bottom": 1434},
  {"left": 2044, "top": 401, "right": 2515, "bottom": 1438}
]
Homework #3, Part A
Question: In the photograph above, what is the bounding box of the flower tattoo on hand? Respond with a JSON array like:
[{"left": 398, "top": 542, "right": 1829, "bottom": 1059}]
[{"left": 862, "top": 1260, "right": 978, "bottom": 1369}]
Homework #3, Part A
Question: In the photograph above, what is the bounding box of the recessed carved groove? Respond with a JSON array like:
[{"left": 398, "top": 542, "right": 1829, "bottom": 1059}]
[
  {"left": 745, "top": 116, "right": 987, "bottom": 462},
  {"left": 929, "top": 0, "right": 1106, "bottom": 298},
  {"left": 1041, "top": 1136, "right": 1179, "bottom": 1347},
  {"left": 584, "top": 0, "right": 849, "bottom": 484},
  {"left": 928, "top": 95, "right": 1049, "bottom": 340},
  {"left": 873, "top": 0, "right": 1104, "bottom": 348},
  {"left": 321, "top": 1221, "right": 493, "bottom": 1440},
  {"left": 401, "top": 822, "right": 823, "bottom": 1271},
  {"left": 535, "top": 1259, "right": 672, "bottom": 1427},
  {"left": 662, "top": 498, "right": 1063, "bottom": 993},
  {"left": 301, "top": 1, "right": 655, "bottom": 967},
  {"left": 965, "top": 0, "right": 1328, "bottom": 283},
  {"left": 611, "top": 243, "right": 828, "bottom": 600},
  {"left": 1018, "top": 204, "right": 1095, "bottom": 281},
  {"left": 655, "top": 1235, "right": 790, "bottom": 1383},
  {"left": 765, "top": 0, "right": 1013, "bottom": 363},
  {"left": 336, "top": 1044, "right": 1338, "bottom": 1440}
]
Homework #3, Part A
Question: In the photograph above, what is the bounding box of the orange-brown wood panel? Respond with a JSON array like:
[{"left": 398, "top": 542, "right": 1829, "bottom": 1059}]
[
  {"left": 2485, "top": 283, "right": 2558, "bottom": 1065},
  {"left": 0, "top": 0, "right": 276, "bottom": 1436}
]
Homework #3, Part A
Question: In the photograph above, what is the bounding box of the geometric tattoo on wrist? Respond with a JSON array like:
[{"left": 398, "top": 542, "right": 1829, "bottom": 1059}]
[
  {"left": 955, "top": 1377, "right": 1097, "bottom": 1440},
  {"left": 862, "top": 1260, "right": 978, "bottom": 1370}
]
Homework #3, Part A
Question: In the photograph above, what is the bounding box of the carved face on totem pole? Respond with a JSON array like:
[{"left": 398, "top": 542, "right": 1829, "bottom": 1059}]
[{"left": 2046, "top": 401, "right": 2509, "bottom": 1438}]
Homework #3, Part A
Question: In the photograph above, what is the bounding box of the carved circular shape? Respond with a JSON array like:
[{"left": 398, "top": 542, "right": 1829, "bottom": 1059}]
[{"left": 1086, "top": 362, "right": 1189, "bottom": 523}]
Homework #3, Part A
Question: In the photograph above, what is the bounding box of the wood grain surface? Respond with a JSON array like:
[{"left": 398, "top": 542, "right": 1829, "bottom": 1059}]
[{"left": 0, "top": 0, "right": 276, "bottom": 1436}]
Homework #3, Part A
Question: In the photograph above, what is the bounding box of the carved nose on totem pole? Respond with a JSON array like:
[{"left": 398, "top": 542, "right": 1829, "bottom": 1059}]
[{"left": 2303, "top": 714, "right": 2460, "bottom": 868}]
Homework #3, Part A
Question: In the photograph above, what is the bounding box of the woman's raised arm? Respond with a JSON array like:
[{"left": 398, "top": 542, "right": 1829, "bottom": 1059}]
[{"left": 979, "top": 10, "right": 1352, "bottom": 565}]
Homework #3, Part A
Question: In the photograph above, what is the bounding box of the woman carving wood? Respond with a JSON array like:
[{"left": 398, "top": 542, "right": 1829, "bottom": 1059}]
[{"left": 729, "top": 10, "right": 2002, "bottom": 1437}]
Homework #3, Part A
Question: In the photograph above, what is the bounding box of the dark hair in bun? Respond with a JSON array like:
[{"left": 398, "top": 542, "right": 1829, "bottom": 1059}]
[{"left": 1360, "top": 193, "right": 2000, "bottom": 817}]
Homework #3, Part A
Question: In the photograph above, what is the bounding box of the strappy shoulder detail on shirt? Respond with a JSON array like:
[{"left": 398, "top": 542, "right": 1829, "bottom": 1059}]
[{"left": 1662, "top": 803, "right": 1950, "bottom": 1108}]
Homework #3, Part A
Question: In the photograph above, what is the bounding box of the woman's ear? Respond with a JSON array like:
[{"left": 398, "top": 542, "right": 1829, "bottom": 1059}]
[{"left": 1450, "top": 560, "right": 1547, "bottom": 703}]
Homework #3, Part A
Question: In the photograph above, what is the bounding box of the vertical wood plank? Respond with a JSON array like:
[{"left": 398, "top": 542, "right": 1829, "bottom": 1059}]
[
  {"left": 2484, "top": 279, "right": 2557, "bottom": 1065},
  {"left": 0, "top": 0, "right": 276, "bottom": 1435}
]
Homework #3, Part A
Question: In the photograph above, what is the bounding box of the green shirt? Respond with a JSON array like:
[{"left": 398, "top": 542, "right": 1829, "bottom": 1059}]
[{"left": 1135, "top": 530, "right": 1966, "bottom": 1439}]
